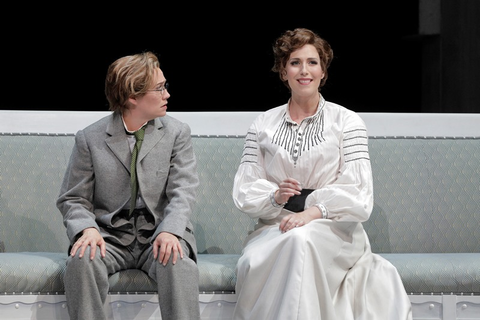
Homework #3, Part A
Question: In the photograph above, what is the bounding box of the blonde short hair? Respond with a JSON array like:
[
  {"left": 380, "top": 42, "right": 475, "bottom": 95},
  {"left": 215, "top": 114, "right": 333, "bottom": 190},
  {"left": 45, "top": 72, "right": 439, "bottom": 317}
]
[{"left": 105, "top": 51, "right": 160, "bottom": 114}]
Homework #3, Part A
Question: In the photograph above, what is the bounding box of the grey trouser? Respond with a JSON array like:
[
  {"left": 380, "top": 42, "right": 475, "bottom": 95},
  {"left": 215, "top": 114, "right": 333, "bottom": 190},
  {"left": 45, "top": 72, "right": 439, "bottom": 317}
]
[{"left": 64, "top": 236, "right": 200, "bottom": 320}]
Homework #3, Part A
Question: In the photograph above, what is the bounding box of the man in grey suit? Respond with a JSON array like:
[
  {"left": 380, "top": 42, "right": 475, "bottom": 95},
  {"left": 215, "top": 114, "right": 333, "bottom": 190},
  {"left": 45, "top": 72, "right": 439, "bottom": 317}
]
[{"left": 57, "top": 51, "right": 200, "bottom": 320}]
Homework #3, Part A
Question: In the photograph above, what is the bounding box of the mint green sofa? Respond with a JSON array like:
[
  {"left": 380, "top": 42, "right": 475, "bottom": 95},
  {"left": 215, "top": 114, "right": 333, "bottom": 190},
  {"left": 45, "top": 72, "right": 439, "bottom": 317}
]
[{"left": 1, "top": 111, "right": 479, "bottom": 320}]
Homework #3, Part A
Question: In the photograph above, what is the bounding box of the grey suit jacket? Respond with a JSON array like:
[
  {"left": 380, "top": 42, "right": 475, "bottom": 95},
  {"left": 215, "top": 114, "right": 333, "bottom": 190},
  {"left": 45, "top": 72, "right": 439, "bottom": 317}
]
[{"left": 57, "top": 112, "right": 199, "bottom": 260}]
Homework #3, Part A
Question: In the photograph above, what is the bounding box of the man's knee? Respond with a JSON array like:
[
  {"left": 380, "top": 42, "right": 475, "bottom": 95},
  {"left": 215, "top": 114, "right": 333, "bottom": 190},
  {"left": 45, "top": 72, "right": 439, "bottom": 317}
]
[{"left": 66, "top": 247, "right": 104, "bottom": 272}]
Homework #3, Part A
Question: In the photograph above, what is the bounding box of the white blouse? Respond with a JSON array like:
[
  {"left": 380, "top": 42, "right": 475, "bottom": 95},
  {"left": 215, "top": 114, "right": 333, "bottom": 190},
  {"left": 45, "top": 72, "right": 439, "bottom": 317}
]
[{"left": 232, "top": 96, "right": 373, "bottom": 223}]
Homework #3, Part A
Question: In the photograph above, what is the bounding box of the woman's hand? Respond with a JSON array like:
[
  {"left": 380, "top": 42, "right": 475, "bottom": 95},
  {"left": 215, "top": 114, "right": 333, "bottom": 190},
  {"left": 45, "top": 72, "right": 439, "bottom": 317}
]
[
  {"left": 279, "top": 206, "right": 323, "bottom": 233},
  {"left": 274, "top": 178, "right": 302, "bottom": 205}
]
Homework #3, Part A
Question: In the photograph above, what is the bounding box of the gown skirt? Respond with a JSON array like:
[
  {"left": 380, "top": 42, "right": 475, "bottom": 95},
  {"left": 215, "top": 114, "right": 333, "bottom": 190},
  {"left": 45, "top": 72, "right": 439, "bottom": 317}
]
[{"left": 233, "top": 216, "right": 413, "bottom": 320}]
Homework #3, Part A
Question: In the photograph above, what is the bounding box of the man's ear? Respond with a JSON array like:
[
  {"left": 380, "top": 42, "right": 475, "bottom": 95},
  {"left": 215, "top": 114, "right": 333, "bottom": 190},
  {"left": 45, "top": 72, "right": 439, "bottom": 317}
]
[{"left": 128, "top": 96, "right": 138, "bottom": 106}]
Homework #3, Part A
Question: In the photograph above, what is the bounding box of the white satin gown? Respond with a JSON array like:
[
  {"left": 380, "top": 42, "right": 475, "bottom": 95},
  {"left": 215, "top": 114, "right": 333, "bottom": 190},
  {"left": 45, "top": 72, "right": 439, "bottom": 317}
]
[{"left": 232, "top": 98, "right": 413, "bottom": 320}]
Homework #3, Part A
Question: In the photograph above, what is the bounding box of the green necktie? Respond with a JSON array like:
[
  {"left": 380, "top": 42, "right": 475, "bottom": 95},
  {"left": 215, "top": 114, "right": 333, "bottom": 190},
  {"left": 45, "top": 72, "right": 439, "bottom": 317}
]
[{"left": 129, "top": 126, "right": 145, "bottom": 214}]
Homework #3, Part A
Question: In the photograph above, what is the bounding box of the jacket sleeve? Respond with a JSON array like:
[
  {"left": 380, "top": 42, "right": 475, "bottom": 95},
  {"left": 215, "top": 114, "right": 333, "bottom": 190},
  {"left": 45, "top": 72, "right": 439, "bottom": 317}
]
[
  {"left": 56, "top": 129, "right": 99, "bottom": 243},
  {"left": 150, "top": 122, "right": 199, "bottom": 240}
]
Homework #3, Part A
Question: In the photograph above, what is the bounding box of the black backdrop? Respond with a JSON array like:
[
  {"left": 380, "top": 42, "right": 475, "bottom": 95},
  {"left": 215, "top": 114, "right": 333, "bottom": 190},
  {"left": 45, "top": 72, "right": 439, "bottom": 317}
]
[{"left": 2, "top": 2, "right": 421, "bottom": 113}]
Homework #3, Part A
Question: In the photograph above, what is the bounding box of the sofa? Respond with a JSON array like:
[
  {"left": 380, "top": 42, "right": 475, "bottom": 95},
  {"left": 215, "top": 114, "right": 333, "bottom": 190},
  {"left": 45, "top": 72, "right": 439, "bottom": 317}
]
[{"left": 1, "top": 110, "right": 479, "bottom": 320}]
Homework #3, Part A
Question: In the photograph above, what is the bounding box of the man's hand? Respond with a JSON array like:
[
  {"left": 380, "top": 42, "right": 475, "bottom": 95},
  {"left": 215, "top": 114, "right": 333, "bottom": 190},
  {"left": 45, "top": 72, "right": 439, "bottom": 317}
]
[
  {"left": 153, "top": 232, "right": 184, "bottom": 266},
  {"left": 70, "top": 227, "right": 106, "bottom": 260}
]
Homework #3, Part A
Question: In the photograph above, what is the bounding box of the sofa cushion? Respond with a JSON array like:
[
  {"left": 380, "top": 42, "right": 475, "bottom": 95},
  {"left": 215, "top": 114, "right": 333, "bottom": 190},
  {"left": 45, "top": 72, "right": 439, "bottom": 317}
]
[
  {"left": 0, "top": 252, "right": 66, "bottom": 293},
  {"left": 108, "top": 269, "right": 156, "bottom": 293},
  {"left": 0, "top": 252, "right": 239, "bottom": 295},
  {"left": 197, "top": 254, "right": 238, "bottom": 292},
  {"left": 108, "top": 254, "right": 239, "bottom": 293},
  {"left": 381, "top": 253, "right": 480, "bottom": 294}
]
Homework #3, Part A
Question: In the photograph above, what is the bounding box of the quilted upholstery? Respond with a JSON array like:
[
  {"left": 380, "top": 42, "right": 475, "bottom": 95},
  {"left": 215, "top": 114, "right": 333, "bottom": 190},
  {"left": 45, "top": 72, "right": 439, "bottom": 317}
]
[
  {"left": 0, "top": 134, "right": 71, "bottom": 253},
  {"left": 1, "top": 133, "right": 480, "bottom": 297},
  {"left": 190, "top": 137, "right": 255, "bottom": 255},
  {"left": 0, "top": 134, "right": 247, "bottom": 295},
  {"left": 383, "top": 253, "right": 480, "bottom": 294},
  {"left": 0, "top": 252, "right": 66, "bottom": 293},
  {"left": 365, "top": 137, "right": 480, "bottom": 254},
  {"left": 107, "top": 254, "right": 238, "bottom": 293}
]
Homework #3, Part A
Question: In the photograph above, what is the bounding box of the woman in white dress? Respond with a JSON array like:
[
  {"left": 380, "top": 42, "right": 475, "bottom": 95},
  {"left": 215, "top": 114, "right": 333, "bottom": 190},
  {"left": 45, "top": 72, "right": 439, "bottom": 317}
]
[{"left": 232, "top": 28, "right": 412, "bottom": 320}]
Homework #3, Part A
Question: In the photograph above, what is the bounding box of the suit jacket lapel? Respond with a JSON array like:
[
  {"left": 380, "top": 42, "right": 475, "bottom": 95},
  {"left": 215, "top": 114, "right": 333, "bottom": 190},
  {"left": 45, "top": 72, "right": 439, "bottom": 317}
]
[
  {"left": 138, "top": 117, "right": 165, "bottom": 161},
  {"left": 105, "top": 113, "right": 131, "bottom": 172}
]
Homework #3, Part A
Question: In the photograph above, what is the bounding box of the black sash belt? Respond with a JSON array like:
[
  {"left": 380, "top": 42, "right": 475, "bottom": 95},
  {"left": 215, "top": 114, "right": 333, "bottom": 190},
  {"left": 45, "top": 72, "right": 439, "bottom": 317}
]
[{"left": 283, "top": 189, "right": 315, "bottom": 212}]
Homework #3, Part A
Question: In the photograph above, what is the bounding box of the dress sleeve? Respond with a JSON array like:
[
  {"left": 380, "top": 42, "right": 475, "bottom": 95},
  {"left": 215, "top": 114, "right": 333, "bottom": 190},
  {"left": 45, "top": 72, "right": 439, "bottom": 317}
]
[
  {"left": 232, "top": 119, "right": 283, "bottom": 220},
  {"left": 305, "top": 111, "right": 374, "bottom": 222}
]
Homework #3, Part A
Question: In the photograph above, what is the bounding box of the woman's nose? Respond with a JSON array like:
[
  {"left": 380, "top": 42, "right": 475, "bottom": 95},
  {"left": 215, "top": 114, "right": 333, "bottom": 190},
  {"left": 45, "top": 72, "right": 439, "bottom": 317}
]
[{"left": 301, "top": 63, "right": 309, "bottom": 75}]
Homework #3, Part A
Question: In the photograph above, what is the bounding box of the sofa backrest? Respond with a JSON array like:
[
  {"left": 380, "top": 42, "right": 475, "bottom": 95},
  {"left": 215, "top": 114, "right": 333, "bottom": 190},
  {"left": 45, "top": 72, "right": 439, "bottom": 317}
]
[
  {"left": 0, "top": 134, "right": 72, "bottom": 253},
  {"left": 366, "top": 136, "right": 480, "bottom": 253},
  {"left": 0, "top": 133, "right": 256, "bottom": 254},
  {"left": 190, "top": 136, "right": 255, "bottom": 254},
  {"left": 1, "top": 111, "right": 480, "bottom": 256}
]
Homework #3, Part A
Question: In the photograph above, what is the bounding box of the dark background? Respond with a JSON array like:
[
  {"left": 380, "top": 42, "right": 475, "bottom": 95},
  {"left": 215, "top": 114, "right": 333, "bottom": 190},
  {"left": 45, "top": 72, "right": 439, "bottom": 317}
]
[{"left": 2, "top": 1, "right": 479, "bottom": 114}]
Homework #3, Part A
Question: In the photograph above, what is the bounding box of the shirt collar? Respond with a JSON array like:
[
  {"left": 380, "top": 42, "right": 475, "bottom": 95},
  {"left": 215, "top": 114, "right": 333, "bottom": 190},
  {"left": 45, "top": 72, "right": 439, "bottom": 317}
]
[
  {"left": 285, "top": 94, "right": 325, "bottom": 123},
  {"left": 122, "top": 116, "right": 148, "bottom": 135}
]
